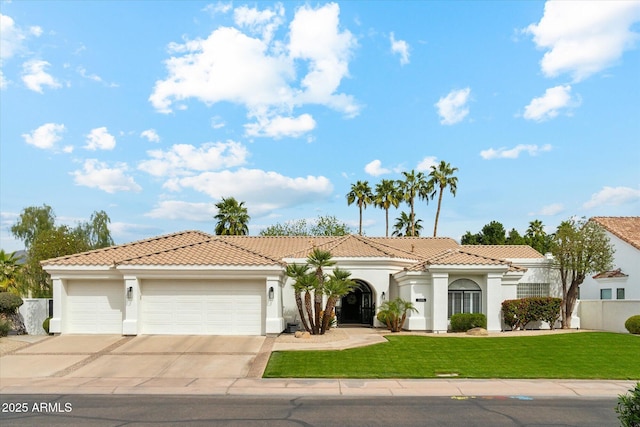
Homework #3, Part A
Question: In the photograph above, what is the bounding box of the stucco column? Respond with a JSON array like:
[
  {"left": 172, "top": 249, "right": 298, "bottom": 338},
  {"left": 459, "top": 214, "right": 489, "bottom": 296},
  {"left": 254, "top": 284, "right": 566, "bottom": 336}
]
[
  {"left": 50, "top": 277, "right": 64, "bottom": 334},
  {"left": 486, "top": 273, "right": 503, "bottom": 331},
  {"left": 122, "top": 276, "right": 140, "bottom": 335},
  {"left": 431, "top": 272, "right": 449, "bottom": 333},
  {"left": 265, "top": 276, "right": 285, "bottom": 334}
]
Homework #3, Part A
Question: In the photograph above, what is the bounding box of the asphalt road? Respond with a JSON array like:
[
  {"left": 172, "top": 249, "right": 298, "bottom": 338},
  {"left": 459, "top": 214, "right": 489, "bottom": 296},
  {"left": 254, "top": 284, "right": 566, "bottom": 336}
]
[{"left": 0, "top": 395, "right": 620, "bottom": 426}]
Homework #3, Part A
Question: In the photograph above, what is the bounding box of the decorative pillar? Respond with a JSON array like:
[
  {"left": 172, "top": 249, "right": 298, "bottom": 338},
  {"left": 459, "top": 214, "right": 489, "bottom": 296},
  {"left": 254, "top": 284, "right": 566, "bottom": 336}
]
[
  {"left": 265, "top": 276, "right": 285, "bottom": 334},
  {"left": 50, "top": 277, "right": 64, "bottom": 334},
  {"left": 431, "top": 272, "right": 449, "bottom": 333},
  {"left": 486, "top": 273, "right": 503, "bottom": 331},
  {"left": 122, "top": 276, "right": 140, "bottom": 335}
]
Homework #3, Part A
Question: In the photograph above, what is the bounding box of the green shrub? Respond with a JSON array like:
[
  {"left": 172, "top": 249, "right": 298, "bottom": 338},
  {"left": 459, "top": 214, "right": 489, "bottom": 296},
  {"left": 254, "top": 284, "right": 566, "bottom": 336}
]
[
  {"left": 616, "top": 382, "right": 640, "bottom": 427},
  {"left": 625, "top": 315, "right": 640, "bottom": 335},
  {"left": 42, "top": 317, "right": 51, "bottom": 334},
  {"left": 450, "top": 313, "right": 487, "bottom": 332},
  {"left": 0, "top": 319, "right": 10, "bottom": 337},
  {"left": 502, "top": 297, "right": 562, "bottom": 330},
  {"left": 0, "top": 292, "right": 23, "bottom": 314}
]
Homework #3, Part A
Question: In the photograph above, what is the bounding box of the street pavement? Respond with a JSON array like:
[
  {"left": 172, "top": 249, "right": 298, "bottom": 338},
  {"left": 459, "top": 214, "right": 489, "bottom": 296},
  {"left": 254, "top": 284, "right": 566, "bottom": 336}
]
[{"left": 0, "top": 331, "right": 637, "bottom": 398}]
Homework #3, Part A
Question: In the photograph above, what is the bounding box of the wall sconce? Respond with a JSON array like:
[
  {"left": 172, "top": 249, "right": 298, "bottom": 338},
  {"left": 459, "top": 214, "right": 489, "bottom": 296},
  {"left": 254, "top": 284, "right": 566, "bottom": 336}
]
[
  {"left": 268, "top": 286, "right": 274, "bottom": 301},
  {"left": 127, "top": 286, "right": 133, "bottom": 299},
  {"left": 381, "top": 291, "right": 386, "bottom": 301}
]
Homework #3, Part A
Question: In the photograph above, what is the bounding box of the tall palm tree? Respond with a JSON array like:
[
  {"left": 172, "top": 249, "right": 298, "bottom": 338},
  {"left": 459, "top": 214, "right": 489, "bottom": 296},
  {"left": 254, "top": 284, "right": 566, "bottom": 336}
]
[
  {"left": 285, "top": 263, "right": 313, "bottom": 333},
  {"left": 392, "top": 212, "right": 423, "bottom": 237},
  {"left": 214, "top": 197, "right": 250, "bottom": 235},
  {"left": 321, "top": 268, "right": 355, "bottom": 334},
  {"left": 307, "top": 248, "right": 335, "bottom": 334},
  {"left": 397, "top": 170, "right": 429, "bottom": 237},
  {"left": 346, "top": 180, "right": 373, "bottom": 235},
  {"left": 427, "top": 161, "right": 458, "bottom": 237},
  {"left": 374, "top": 179, "right": 401, "bottom": 237}
]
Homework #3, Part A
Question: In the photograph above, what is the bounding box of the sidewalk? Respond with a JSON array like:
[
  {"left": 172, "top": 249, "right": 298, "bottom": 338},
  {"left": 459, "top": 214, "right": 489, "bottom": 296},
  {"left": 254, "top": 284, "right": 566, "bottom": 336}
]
[{"left": 1, "top": 329, "right": 637, "bottom": 397}]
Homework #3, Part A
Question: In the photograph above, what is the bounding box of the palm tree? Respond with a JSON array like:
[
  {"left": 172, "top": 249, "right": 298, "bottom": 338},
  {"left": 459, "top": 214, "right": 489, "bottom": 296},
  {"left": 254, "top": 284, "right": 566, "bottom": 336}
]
[
  {"left": 285, "top": 263, "right": 313, "bottom": 333},
  {"left": 392, "top": 212, "right": 423, "bottom": 237},
  {"left": 321, "top": 268, "right": 355, "bottom": 334},
  {"left": 346, "top": 181, "right": 373, "bottom": 235},
  {"left": 214, "top": 197, "right": 250, "bottom": 235},
  {"left": 374, "top": 179, "right": 401, "bottom": 237},
  {"left": 428, "top": 161, "right": 458, "bottom": 237},
  {"left": 397, "top": 170, "right": 429, "bottom": 237},
  {"left": 377, "top": 297, "right": 418, "bottom": 332},
  {"left": 0, "top": 250, "right": 23, "bottom": 295},
  {"left": 307, "top": 248, "right": 335, "bottom": 334}
]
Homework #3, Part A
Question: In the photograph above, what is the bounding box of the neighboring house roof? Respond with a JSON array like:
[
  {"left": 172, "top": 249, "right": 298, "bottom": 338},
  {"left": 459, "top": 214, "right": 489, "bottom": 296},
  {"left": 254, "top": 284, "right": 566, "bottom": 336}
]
[
  {"left": 590, "top": 216, "right": 640, "bottom": 251},
  {"left": 41, "top": 231, "right": 541, "bottom": 271},
  {"left": 593, "top": 268, "right": 628, "bottom": 279}
]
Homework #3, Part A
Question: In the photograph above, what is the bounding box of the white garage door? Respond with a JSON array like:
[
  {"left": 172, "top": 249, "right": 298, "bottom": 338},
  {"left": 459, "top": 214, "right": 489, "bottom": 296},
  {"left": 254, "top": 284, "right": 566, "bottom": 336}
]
[
  {"left": 66, "top": 280, "right": 124, "bottom": 334},
  {"left": 141, "top": 280, "right": 264, "bottom": 335}
]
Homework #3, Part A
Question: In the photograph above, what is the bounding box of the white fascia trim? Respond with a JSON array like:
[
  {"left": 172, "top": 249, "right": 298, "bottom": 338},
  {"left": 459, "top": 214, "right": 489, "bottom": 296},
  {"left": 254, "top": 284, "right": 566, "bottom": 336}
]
[
  {"left": 427, "top": 264, "right": 510, "bottom": 274},
  {"left": 43, "top": 265, "right": 121, "bottom": 280},
  {"left": 282, "top": 257, "right": 417, "bottom": 269},
  {"left": 505, "top": 258, "right": 552, "bottom": 268},
  {"left": 115, "top": 265, "right": 285, "bottom": 280}
]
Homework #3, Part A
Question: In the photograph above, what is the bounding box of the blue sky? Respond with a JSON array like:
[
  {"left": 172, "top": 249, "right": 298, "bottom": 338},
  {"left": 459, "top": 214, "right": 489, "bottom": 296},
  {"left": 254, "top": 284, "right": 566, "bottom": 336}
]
[{"left": 1, "top": 1, "right": 639, "bottom": 251}]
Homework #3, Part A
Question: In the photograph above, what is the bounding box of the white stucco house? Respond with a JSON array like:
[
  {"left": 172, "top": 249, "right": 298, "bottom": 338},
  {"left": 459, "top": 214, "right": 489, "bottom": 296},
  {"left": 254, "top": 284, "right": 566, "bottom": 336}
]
[
  {"left": 578, "top": 217, "right": 640, "bottom": 301},
  {"left": 42, "top": 232, "right": 554, "bottom": 336}
]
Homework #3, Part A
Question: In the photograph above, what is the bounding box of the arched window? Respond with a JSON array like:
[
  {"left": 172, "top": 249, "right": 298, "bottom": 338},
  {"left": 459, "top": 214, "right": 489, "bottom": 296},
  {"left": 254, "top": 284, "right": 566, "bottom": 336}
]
[{"left": 448, "top": 279, "right": 481, "bottom": 318}]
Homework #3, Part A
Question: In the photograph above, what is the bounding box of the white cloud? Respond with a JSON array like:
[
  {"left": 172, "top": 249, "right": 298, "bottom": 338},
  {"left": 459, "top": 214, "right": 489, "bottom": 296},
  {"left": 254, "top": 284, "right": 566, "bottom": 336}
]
[
  {"left": 164, "top": 168, "right": 333, "bottom": 217},
  {"left": 525, "top": 1, "right": 640, "bottom": 81},
  {"left": 21, "top": 60, "right": 61, "bottom": 93},
  {"left": 244, "top": 113, "right": 316, "bottom": 138},
  {"left": 0, "top": 14, "right": 25, "bottom": 60},
  {"left": 390, "top": 32, "right": 410, "bottom": 65},
  {"left": 140, "top": 129, "right": 160, "bottom": 143},
  {"left": 583, "top": 186, "right": 640, "bottom": 209},
  {"left": 0, "top": 70, "right": 7, "bottom": 89},
  {"left": 435, "top": 88, "right": 471, "bottom": 125},
  {"left": 529, "top": 203, "right": 565, "bottom": 216},
  {"left": 480, "top": 144, "right": 552, "bottom": 160},
  {"left": 146, "top": 200, "right": 218, "bottom": 221},
  {"left": 203, "top": 2, "right": 232, "bottom": 16},
  {"left": 22, "top": 123, "right": 66, "bottom": 150},
  {"left": 210, "top": 116, "right": 226, "bottom": 129},
  {"left": 150, "top": 3, "right": 358, "bottom": 138},
  {"left": 364, "top": 159, "right": 391, "bottom": 176},
  {"left": 523, "top": 85, "right": 577, "bottom": 121},
  {"left": 71, "top": 159, "right": 142, "bottom": 193},
  {"left": 416, "top": 156, "right": 438, "bottom": 171},
  {"left": 138, "top": 140, "right": 248, "bottom": 177},
  {"left": 77, "top": 66, "right": 117, "bottom": 87},
  {"left": 85, "top": 127, "right": 116, "bottom": 150},
  {"left": 29, "top": 26, "right": 43, "bottom": 37}
]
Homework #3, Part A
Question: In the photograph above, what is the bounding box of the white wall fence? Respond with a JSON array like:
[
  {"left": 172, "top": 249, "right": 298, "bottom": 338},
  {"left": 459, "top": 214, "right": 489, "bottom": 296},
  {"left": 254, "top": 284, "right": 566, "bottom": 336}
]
[
  {"left": 578, "top": 300, "right": 640, "bottom": 333},
  {"left": 18, "top": 298, "right": 51, "bottom": 335}
]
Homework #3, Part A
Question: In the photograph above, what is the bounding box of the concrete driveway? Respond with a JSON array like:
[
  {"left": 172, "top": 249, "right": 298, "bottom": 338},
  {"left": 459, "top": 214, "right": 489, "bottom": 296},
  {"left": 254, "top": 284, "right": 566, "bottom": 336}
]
[{"left": 0, "top": 335, "right": 267, "bottom": 383}]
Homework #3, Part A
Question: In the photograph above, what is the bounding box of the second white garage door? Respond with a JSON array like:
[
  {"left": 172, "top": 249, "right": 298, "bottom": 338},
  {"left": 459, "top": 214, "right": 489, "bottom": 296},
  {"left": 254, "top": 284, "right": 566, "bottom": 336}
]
[{"left": 141, "top": 280, "right": 264, "bottom": 335}]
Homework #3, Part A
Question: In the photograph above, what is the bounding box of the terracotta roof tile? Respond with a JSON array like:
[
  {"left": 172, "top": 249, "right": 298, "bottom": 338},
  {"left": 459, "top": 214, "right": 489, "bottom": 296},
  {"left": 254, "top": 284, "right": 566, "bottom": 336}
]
[
  {"left": 461, "top": 245, "right": 544, "bottom": 259},
  {"left": 590, "top": 217, "right": 640, "bottom": 251},
  {"left": 407, "top": 248, "right": 512, "bottom": 271},
  {"left": 593, "top": 268, "right": 628, "bottom": 279}
]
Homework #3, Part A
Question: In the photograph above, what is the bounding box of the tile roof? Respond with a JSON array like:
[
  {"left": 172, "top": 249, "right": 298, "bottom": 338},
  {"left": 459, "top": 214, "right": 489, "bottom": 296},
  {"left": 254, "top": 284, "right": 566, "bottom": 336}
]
[
  {"left": 590, "top": 217, "right": 640, "bottom": 251},
  {"left": 461, "top": 245, "right": 544, "bottom": 259},
  {"left": 593, "top": 268, "right": 628, "bottom": 279},
  {"left": 41, "top": 232, "right": 538, "bottom": 271}
]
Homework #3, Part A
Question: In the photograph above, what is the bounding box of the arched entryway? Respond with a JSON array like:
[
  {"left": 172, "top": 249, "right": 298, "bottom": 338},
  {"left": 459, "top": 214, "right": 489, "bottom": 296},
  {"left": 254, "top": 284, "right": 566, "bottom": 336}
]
[
  {"left": 336, "top": 280, "right": 375, "bottom": 326},
  {"left": 448, "top": 279, "right": 482, "bottom": 318}
]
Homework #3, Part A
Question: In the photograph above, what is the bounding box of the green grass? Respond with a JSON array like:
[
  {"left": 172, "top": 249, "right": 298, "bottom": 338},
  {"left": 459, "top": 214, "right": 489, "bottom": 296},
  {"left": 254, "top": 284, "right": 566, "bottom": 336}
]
[{"left": 263, "top": 332, "right": 640, "bottom": 379}]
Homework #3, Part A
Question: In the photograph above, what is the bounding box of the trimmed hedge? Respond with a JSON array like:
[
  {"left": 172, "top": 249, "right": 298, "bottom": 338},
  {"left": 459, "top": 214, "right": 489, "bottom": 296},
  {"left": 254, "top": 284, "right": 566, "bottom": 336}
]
[
  {"left": 625, "top": 315, "right": 640, "bottom": 335},
  {"left": 0, "top": 319, "right": 10, "bottom": 337},
  {"left": 0, "top": 292, "right": 23, "bottom": 314},
  {"left": 43, "top": 317, "right": 51, "bottom": 334},
  {"left": 502, "top": 297, "right": 562, "bottom": 330},
  {"left": 450, "top": 313, "right": 487, "bottom": 332}
]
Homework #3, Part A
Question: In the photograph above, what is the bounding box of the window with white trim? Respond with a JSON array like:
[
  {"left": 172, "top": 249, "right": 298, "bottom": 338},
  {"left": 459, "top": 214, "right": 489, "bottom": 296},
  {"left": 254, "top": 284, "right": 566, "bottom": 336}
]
[
  {"left": 517, "top": 283, "right": 550, "bottom": 298},
  {"left": 448, "top": 279, "right": 481, "bottom": 318},
  {"left": 617, "top": 288, "right": 625, "bottom": 300},
  {"left": 600, "top": 288, "right": 612, "bottom": 300}
]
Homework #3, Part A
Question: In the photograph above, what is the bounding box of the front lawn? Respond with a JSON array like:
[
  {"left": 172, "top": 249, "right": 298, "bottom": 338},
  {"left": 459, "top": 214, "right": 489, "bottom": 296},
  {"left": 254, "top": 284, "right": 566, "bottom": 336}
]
[{"left": 263, "top": 332, "right": 640, "bottom": 379}]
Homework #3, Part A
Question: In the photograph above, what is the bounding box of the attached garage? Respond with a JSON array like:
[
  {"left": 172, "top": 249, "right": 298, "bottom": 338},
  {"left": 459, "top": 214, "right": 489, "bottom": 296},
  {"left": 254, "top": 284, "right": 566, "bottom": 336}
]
[
  {"left": 65, "top": 280, "right": 124, "bottom": 334},
  {"left": 140, "top": 279, "right": 264, "bottom": 335}
]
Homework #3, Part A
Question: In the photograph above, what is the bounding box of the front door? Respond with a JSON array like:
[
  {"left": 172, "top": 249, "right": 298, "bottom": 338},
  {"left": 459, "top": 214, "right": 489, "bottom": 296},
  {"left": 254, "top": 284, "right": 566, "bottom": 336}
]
[{"left": 338, "top": 281, "right": 374, "bottom": 325}]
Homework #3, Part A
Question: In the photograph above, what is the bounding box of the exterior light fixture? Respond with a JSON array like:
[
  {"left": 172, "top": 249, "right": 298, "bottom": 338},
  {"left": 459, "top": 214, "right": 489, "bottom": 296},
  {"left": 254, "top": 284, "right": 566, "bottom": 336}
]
[
  {"left": 268, "top": 286, "right": 274, "bottom": 301},
  {"left": 381, "top": 291, "right": 386, "bottom": 301},
  {"left": 127, "top": 286, "right": 133, "bottom": 299}
]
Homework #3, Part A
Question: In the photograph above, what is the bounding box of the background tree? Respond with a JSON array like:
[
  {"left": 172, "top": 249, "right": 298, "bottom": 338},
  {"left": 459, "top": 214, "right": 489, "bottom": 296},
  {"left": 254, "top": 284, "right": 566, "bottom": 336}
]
[
  {"left": 260, "top": 215, "right": 352, "bottom": 236},
  {"left": 506, "top": 228, "right": 526, "bottom": 245},
  {"left": 524, "top": 219, "right": 553, "bottom": 254},
  {"left": 374, "top": 179, "right": 401, "bottom": 237},
  {"left": 261, "top": 219, "right": 309, "bottom": 236},
  {"left": 10, "top": 205, "right": 55, "bottom": 249},
  {"left": 392, "top": 212, "right": 423, "bottom": 237},
  {"left": 346, "top": 181, "right": 373, "bottom": 235},
  {"left": 0, "top": 250, "right": 24, "bottom": 295},
  {"left": 552, "top": 218, "right": 614, "bottom": 328},
  {"left": 214, "top": 197, "right": 250, "bottom": 235},
  {"left": 309, "top": 215, "right": 352, "bottom": 236},
  {"left": 461, "top": 220, "right": 506, "bottom": 245},
  {"left": 397, "top": 170, "right": 429, "bottom": 237},
  {"left": 428, "top": 160, "right": 458, "bottom": 237}
]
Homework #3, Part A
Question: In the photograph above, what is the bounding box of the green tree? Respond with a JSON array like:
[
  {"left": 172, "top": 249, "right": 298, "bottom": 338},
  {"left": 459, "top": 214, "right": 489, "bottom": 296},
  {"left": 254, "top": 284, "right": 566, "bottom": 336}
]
[
  {"left": 260, "top": 215, "right": 352, "bottom": 236},
  {"left": 524, "top": 219, "right": 553, "bottom": 254},
  {"left": 306, "top": 248, "right": 336, "bottom": 335},
  {"left": 214, "top": 197, "right": 250, "bottom": 235},
  {"left": 552, "top": 218, "right": 614, "bottom": 329},
  {"left": 285, "top": 263, "right": 314, "bottom": 333},
  {"left": 261, "top": 219, "right": 309, "bottom": 236},
  {"left": 309, "top": 215, "right": 352, "bottom": 236},
  {"left": 377, "top": 297, "right": 418, "bottom": 332},
  {"left": 461, "top": 231, "right": 481, "bottom": 245},
  {"left": 346, "top": 181, "right": 373, "bottom": 235},
  {"left": 397, "top": 170, "right": 430, "bottom": 237},
  {"left": 506, "top": 228, "right": 526, "bottom": 245},
  {"left": 10, "top": 205, "right": 56, "bottom": 248},
  {"left": 0, "top": 250, "right": 24, "bottom": 295},
  {"left": 427, "top": 161, "right": 458, "bottom": 237},
  {"left": 374, "top": 179, "right": 401, "bottom": 237},
  {"left": 321, "top": 268, "right": 355, "bottom": 334},
  {"left": 392, "top": 211, "right": 423, "bottom": 237},
  {"left": 481, "top": 221, "right": 506, "bottom": 245}
]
